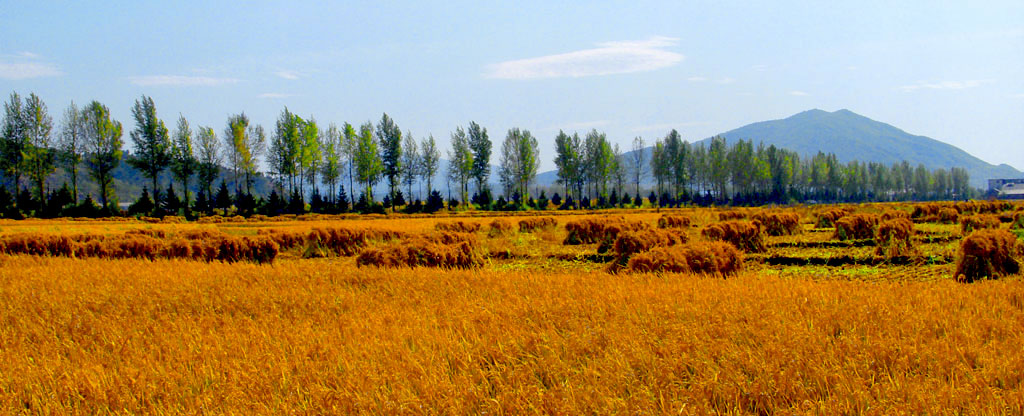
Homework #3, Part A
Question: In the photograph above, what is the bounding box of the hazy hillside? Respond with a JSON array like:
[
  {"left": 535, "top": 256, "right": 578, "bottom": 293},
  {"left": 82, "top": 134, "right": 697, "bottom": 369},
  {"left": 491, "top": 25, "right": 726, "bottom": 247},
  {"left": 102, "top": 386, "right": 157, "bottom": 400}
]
[
  {"left": 709, "top": 109, "right": 1021, "bottom": 188},
  {"left": 536, "top": 109, "right": 1021, "bottom": 189}
]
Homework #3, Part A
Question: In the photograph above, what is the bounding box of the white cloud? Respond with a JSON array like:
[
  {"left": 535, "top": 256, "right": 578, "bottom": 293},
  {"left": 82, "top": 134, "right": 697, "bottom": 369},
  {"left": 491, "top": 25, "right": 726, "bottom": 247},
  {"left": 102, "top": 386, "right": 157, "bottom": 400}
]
[
  {"left": 789, "top": 90, "right": 809, "bottom": 96},
  {"left": 716, "top": 77, "right": 735, "bottom": 84},
  {"left": 0, "top": 52, "right": 62, "bottom": 80},
  {"left": 0, "top": 61, "right": 63, "bottom": 80},
  {"left": 485, "top": 36, "right": 684, "bottom": 79},
  {"left": 258, "top": 92, "right": 295, "bottom": 99},
  {"left": 275, "top": 70, "right": 301, "bottom": 80},
  {"left": 898, "top": 79, "right": 992, "bottom": 92},
  {"left": 687, "top": 76, "right": 707, "bottom": 82},
  {"left": 129, "top": 75, "right": 239, "bottom": 87},
  {"left": 1011, "top": 93, "right": 1024, "bottom": 98},
  {"left": 751, "top": 64, "right": 768, "bottom": 72}
]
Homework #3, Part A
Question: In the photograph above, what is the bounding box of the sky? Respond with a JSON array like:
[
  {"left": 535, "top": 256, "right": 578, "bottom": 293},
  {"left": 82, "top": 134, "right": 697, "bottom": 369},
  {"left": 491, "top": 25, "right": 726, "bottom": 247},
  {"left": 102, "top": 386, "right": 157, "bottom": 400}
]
[{"left": 1, "top": 1, "right": 1022, "bottom": 172}]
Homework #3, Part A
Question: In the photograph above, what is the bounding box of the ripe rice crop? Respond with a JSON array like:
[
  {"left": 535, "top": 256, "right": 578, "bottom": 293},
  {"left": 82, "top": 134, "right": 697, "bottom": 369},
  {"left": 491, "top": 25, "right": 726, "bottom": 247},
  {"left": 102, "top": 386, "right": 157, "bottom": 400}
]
[
  {"left": 955, "top": 228, "right": 1023, "bottom": 282},
  {"left": 625, "top": 241, "right": 743, "bottom": 275},
  {"left": 701, "top": 220, "right": 766, "bottom": 252},
  {"left": 657, "top": 214, "right": 692, "bottom": 228},
  {"left": 833, "top": 214, "right": 880, "bottom": 241},
  {"left": 3, "top": 205, "right": 1024, "bottom": 413},
  {"left": 751, "top": 211, "right": 802, "bottom": 236}
]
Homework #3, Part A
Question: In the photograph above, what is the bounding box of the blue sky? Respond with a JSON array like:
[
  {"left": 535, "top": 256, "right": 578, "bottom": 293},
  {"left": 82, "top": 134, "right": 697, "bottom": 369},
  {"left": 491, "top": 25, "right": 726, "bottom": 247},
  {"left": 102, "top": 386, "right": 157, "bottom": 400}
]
[{"left": 2, "top": 1, "right": 1022, "bottom": 172}]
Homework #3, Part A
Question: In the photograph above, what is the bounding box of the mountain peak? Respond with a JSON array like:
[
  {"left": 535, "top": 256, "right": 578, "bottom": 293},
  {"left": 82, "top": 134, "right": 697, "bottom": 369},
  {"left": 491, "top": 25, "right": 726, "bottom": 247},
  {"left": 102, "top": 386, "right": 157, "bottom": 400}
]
[{"left": 715, "top": 109, "right": 1021, "bottom": 188}]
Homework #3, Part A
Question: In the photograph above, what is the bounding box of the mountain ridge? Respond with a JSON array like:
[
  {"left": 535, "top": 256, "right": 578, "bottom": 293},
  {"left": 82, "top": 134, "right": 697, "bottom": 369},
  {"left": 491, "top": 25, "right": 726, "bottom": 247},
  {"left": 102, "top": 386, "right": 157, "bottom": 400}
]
[{"left": 535, "top": 109, "right": 1021, "bottom": 189}]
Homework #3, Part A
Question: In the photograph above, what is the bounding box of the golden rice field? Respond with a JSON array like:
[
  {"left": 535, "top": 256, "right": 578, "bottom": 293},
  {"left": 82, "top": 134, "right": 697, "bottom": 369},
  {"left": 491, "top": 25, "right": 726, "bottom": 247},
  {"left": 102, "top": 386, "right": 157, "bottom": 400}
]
[{"left": 1, "top": 202, "right": 1023, "bottom": 414}]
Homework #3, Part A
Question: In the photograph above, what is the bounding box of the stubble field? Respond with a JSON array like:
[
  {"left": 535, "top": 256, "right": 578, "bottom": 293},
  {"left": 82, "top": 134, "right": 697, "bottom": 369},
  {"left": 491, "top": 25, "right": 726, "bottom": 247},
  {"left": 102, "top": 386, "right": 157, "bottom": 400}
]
[{"left": 1, "top": 201, "right": 1023, "bottom": 414}]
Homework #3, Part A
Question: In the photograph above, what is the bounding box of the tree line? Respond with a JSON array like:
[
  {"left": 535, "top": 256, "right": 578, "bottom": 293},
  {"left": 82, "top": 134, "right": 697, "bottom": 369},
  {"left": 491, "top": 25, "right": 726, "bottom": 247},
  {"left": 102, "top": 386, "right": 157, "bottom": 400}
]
[{"left": 0, "top": 91, "right": 973, "bottom": 219}]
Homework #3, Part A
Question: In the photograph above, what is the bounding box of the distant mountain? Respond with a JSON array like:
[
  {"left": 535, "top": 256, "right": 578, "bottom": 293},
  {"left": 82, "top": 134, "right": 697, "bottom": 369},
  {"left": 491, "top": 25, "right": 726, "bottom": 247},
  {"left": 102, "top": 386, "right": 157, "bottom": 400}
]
[
  {"left": 710, "top": 109, "right": 1020, "bottom": 188},
  {"left": 536, "top": 109, "right": 1021, "bottom": 189}
]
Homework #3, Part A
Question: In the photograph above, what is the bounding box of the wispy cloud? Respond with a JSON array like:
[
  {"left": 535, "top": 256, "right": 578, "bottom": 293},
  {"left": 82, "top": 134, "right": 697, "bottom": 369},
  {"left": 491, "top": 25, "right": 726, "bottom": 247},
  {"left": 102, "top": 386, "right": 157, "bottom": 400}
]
[
  {"left": 751, "top": 64, "right": 768, "bottom": 72},
  {"left": 543, "top": 120, "right": 610, "bottom": 131},
  {"left": 258, "top": 92, "right": 296, "bottom": 99},
  {"left": 485, "top": 36, "right": 684, "bottom": 79},
  {"left": 789, "top": 90, "right": 809, "bottom": 96},
  {"left": 274, "top": 70, "right": 301, "bottom": 80},
  {"left": 129, "top": 75, "right": 239, "bottom": 87},
  {"left": 716, "top": 77, "right": 735, "bottom": 84},
  {"left": 687, "top": 76, "right": 707, "bottom": 82},
  {"left": 0, "top": 52, "right": 62, "bottom": 80},
  {"left": 1011, "top": 93, "right": 1024, "bottom": 98},
  {"left": 898, "top": 79, "right": 992, "bottom": 92},
  {"left": 631, "top": 121, "right": 709, "bottom": 133}
]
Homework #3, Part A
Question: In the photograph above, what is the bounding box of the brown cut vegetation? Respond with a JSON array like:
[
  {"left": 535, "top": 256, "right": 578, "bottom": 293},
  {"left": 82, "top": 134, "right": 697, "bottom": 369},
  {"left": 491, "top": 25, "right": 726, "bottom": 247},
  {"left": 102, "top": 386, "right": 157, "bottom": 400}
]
[
  {"left": 356, "top": 233, "right": 482, "bottom": 269},
  {"left": 488, "top": 219, "right": 514, "bottom": 237},
  {"left": 936, "top": 208, "right": 960, "bottom": 224},
  {"left": 718, "top": 211, "right": 747, "bottom": 221},
  {"left": 751, "top": 211, "right": 802, "bottom": 236},
  {"left": 657, "top": 214, "right": 691, "bottom": 229},
  {"left": 881, "top": 210, "right": 910, "bottom": 221},
  {"left": 564, "top": 218, "right": 648, "bottom": 245},
  {"left": 302, "top": 227, "right": 405, "bottom": 257},
  {"left": 435, "top": 220, "right": 482, "bottom": 233},
  {"left": 960, "top": 214, "right": 1001, "bottom": 234},
  {"left": 701, "top": 220, "right": 766, "bottom": 252},
  {"left": 875, "top": 218, "right": 916, "bottom": 257},
  {"left": 833, "top": 214, "right": 880, "bottom": 241},
  {"left": 955, "top": 229, "right": 1023, "bottom": 282},
  {"left": 0, "top": 232, "right": 279, "bottom": 264},
  {"left": 607, "top": 229, "right": 688, "bottom": 272},
  {"left": 625, "top": 241, "right": 743, "bottom": 276},
  {"left": 518, "top": 217, "right": 557, "bottom": 233},
  {"left": 815, "top": 209, "right": 849, "bottom": 228}
]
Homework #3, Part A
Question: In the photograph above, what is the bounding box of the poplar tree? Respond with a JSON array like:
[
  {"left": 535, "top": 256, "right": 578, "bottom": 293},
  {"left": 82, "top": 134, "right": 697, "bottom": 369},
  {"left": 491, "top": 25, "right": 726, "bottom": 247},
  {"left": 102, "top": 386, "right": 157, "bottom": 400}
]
[
  {"left": 321, "top": 123, "right": 342, "bottom": 204},
  {"left": 59, "top": 101, "right": 86, "bottom": 202},
  {"left": 420, "top": 134, "right": 439, "bottom": 197},
  {"left": 467, "top": 121, "right": 491, "bottom": 196},
  {"left": 1, "top": 92, "right": 26, "bottom": 192},
  {"left": 23, "top": 93, "right": 54, "bottom": 206},
  {"left": 128, "top": 95, "right": 171, "bottom": 198},
  {"left": 196, "top": 126, "right": 220, "bottom": 207},
  {"left": 83, "top": 101, "right": 123, "bottom": 210},
  {"left": 170, "top": 115, "right": 198, "bottom": 213},
  {"left": 376, "top": 113, "right": 402, "bottom": 209},
  {"left": 447, "top": 126, "right": 473, "bottom": 204},
  {"left": 400, "top": 130, "right": 420, "bottom": 201},
  {"left": 355, "top": 122, "right": 382, "bottom": 202}
]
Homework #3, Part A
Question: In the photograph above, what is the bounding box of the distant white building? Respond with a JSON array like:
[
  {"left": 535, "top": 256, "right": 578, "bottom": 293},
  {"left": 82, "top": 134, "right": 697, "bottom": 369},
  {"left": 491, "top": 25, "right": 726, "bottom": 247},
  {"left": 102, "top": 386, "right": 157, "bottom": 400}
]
[{"left": 989, "top": 178, "right": 1024, "bottom": 199}]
